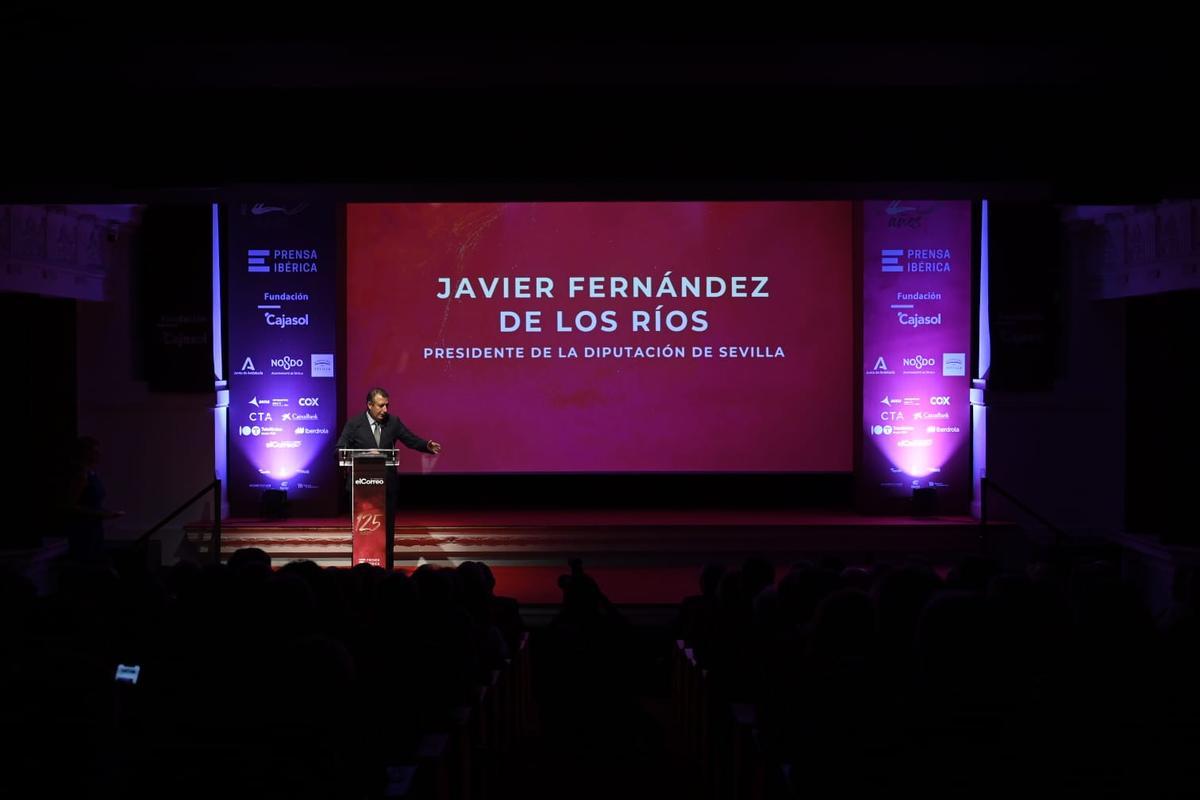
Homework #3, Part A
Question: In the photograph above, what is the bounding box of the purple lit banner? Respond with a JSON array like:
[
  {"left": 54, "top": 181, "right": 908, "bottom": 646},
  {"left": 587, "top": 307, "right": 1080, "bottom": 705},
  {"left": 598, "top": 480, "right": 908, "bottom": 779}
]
[
  {"left": 861, "top": 201, "right": 972, "bottom": 512},
  {"left": 225, "top": 198, "right": 338, "bottom": 516}
]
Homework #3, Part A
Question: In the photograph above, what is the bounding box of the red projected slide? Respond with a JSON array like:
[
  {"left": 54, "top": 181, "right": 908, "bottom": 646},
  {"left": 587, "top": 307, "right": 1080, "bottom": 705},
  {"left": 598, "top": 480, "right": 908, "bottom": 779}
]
[{"left": 346, "top": 202, "right": 853, "bottom": 473}]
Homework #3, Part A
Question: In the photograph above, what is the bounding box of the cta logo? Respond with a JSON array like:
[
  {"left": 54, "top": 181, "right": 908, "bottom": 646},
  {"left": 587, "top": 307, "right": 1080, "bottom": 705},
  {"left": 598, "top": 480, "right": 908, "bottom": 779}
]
[{"left": 311, "top": 354, "right": 334, "bottom": 378}]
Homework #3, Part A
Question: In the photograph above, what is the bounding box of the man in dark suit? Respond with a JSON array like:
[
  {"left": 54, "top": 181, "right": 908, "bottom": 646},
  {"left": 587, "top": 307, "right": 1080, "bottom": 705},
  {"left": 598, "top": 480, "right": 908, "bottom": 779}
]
[{"left": 337, "top": 387, "right": 442, "bottom": 567}]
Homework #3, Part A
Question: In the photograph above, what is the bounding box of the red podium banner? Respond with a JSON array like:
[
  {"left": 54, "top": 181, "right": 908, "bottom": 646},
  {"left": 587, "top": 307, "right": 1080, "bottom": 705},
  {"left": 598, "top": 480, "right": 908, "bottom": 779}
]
[{"left": 343, "top": 450, "right": 394, "bottom": 568}]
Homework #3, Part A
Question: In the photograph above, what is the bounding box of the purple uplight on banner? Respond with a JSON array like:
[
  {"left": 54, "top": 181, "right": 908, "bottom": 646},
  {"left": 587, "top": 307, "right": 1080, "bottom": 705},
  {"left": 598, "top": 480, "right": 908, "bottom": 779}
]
[{"left": 861, "top": 201, "right": 973, "bottom": 512}]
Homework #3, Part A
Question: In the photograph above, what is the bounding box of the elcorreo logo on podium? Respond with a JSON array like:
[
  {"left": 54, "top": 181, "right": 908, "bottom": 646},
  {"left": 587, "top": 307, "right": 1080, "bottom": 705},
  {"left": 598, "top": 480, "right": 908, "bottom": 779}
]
[{"left": 311, "top": 354, "right": 335, "bottom": 377}]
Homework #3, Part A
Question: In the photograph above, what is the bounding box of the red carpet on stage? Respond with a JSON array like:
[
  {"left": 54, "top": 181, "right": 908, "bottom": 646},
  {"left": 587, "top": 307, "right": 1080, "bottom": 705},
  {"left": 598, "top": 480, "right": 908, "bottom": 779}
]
[{"left": 184, "top": 508, "right": 1002, "bottom": 603}]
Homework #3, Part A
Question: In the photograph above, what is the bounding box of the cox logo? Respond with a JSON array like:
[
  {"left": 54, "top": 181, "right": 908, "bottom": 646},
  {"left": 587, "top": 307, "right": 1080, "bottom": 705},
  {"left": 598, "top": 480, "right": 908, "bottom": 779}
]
[
  {"left": 298, "top": 397, "right": 320, "bottom": 406},
  {"left": 930, "top": 396, "right": 951, "bottom": 406},
  {"left": 271, "top": 356, "right": 305, "bottom": 370}
]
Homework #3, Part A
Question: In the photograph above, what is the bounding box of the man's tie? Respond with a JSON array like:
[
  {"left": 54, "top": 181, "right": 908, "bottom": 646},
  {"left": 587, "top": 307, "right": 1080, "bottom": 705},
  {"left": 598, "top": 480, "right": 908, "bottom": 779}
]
[{"left": 373, "top": 420, "right": 382, "bottom": 447}]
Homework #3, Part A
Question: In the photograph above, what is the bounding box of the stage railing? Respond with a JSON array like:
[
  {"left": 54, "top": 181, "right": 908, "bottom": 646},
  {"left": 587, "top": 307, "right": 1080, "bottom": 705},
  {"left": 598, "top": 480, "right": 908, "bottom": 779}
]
[{"left": 126, "top": 478, "right": 222, "bottom": 565}]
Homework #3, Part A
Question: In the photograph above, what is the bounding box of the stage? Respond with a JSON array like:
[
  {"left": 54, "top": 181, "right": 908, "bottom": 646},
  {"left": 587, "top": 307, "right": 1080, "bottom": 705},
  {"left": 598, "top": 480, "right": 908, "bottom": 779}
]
[{"left": 184, "top": 509, "right": 1006, "bottom": 604}]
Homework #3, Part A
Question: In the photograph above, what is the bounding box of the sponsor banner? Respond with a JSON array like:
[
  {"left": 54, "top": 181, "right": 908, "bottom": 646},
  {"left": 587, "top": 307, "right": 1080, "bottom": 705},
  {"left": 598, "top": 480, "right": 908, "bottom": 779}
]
[
  {"left": 862, "top": 201, "right": 972, "bottom": 511},
  {"left": 226, "top": 197, "right": 338, "bottom": 515}
]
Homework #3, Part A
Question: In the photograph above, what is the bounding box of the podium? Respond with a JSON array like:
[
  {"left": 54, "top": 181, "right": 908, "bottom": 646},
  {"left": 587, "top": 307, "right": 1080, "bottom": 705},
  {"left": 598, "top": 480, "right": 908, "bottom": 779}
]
[{"left": 338, "top": 448, "right": 398, "bottom": 568}]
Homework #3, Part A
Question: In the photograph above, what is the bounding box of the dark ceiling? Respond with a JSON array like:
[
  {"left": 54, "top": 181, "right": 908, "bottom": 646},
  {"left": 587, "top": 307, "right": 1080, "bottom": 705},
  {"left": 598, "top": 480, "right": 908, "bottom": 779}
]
[{"left": 2, "top": 21, "right": 1194, "bottom": 202}]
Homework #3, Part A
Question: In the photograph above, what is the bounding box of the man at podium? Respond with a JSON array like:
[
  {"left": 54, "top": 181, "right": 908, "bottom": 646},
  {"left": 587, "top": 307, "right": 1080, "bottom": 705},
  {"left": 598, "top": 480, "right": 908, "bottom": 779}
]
[{"left": 336, "top": 387, "right": 442, "bottom": 564}]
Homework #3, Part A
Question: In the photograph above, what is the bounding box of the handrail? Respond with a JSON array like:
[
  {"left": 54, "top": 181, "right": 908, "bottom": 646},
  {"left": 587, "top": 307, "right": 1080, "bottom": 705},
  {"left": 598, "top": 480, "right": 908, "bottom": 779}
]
[
  {"left": 980, "top": 476, "right": 1065, "bottom": 549},
  {"left": 126, "top": 478, "right": 222, "bottom": 565}
]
